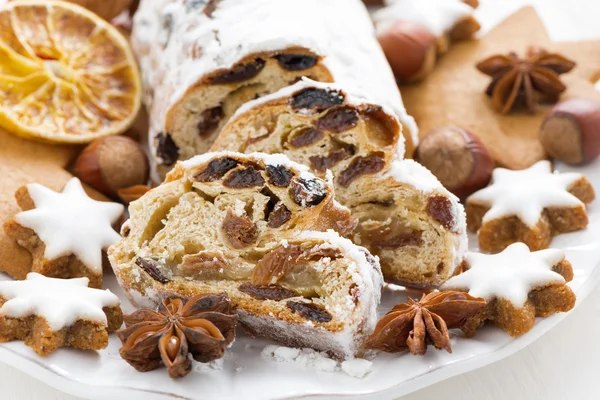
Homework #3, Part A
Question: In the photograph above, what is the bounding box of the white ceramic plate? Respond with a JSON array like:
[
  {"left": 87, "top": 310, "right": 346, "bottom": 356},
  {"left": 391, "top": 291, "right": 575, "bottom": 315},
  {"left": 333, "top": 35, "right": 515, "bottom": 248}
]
[{"left": 1, "top": 157, "right": 600, "bottom": 400}]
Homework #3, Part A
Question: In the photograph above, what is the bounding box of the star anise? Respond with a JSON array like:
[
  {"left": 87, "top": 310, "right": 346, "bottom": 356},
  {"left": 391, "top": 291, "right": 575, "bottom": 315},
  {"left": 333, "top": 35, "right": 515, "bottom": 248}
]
[
  {"left": 365, "top": 291, "right": 485, "bottom": 355},
  {"left": 476, "top": 49, "right": 576, "bottom": 114},
  {"left": 117, "top": 293, "right": 238, "bottom": 378}
]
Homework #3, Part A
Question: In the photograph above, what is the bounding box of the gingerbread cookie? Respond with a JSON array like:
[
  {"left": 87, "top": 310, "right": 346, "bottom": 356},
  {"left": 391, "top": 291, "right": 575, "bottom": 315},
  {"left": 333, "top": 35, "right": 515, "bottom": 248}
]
[
  {"left": 0, "top": 273, "right": 122, "bottom": 355},
  {"left": 466, "top": 161, "right": 595, "bottom": 252},
  {"left": 3, "top": 178, "right": 124, "bottom": 288},
  {"left": 441, "top": 243, "right": 576, "bottom": 337},
  {"left": 402, "top": 7, "right": 600, "bottom": 170}
]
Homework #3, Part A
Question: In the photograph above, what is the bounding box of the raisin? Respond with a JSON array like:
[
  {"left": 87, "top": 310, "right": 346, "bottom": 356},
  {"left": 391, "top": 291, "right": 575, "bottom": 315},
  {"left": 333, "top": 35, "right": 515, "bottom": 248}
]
[
  {"left": 209, "top": 58, "right": 266, "bottom": 84},
  {"left": 315, "top": 107, "right": 359, "bottom": 133},
  {"left": 349, "top": 284, "right": 360, "bottom": 304},
  {"left": 135, "top": 258, "right": 170, "bottom": 284},
  {"left": 194, "top": 157, "right": 239, "bottom": 182},
  {"left": 274, "top": 54, "right": 318, "bottom": 71},
  {"left": 289, "top": 178, "right": 327, "bottom": 207},
  {"left": 303, "top": 247, "right": 343, "bottom": 261},
  {"left": 427, "top": 196, "right": 455, "bottom": 230},
  {"left": 286, "top": 301, "right": 332, "bottom": 323},
  {"left": 156, "top": 132, "right": 179, "bottom": 166},
  {"left": 223, "top": 166, "right": 265, "bottom": 188},
  {"left": 197, "top": 105, "right": 223, "bottom": 137},
  {"left": 203, "top": 0, "right": 221, "bottom": 16},
  {"left": 309, "top": 146, "right": 355, "bottom": 172},
  {"left": 221, "top": 210, "right": 258, "bottom": 249},
  {"left": 238, "top": 283, "right": 299, "bottom": 300},
  {"left": 267, "top": 203, "right": 292, "bottom": 228},
  {"left": 266, "top": 165, "right": 294, "bottom": 187},
  {"left": 179, "top": 252, "right": 228, "bottom": 275},
  {"left": 288, "top": 127, "right": 324, "bottom": 148},
  {"left": 290, "top": 88, "right": 344, "bottom": 112},
  {"left": 337, "top": 153, "right": 385, "bottom": 187},
  {"left": 250, "top": 245, "right": 303, "bottom": 285}
]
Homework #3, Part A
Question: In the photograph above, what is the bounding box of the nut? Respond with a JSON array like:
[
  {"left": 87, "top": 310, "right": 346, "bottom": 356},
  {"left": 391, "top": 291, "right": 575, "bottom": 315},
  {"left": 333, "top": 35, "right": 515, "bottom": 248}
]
[
  {"left": 415, "top": 127, "right": 494, "bottom": 199},
  {"left": 540, "top": 98, "right": 600, "bottom": 165},
  {"left": 377, "top": 21, "right": 437, "bottom": 83},
  {"left": 74, "top": 136, "right": 149, "bottom": 198}
]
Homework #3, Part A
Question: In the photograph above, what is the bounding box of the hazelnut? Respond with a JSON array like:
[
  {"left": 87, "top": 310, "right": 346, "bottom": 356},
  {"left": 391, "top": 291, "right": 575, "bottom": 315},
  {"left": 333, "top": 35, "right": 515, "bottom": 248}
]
[
  {"left": 75, "top": 136, "right": 149, "bottom": 198},
  {"left": 415, "top": 127, "right": 494, "bottom": 199},
  {"left": 540, "top": 98, "right": 600, "bottom": 165},
  {"left": 377, "top": 21, "right": 437, "bottom": 83}
]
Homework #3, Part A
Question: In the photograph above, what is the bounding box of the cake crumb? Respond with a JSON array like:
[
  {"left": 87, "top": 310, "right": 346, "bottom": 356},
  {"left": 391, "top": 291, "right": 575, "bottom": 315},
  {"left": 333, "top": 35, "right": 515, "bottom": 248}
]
[{"left": 341, "top": 358, "right": 373, "bottom": 379}]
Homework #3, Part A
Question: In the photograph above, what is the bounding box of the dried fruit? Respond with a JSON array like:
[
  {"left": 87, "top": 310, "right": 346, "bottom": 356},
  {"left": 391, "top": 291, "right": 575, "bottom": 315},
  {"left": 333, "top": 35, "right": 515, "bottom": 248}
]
[
  {"left": 274, "top": 54, "right": 318, "bottom": 71},
  {"left": 135, "top": 258, "right": 170, "bottom": 284},
  {"left": 238, "top": 283, "right": 299, "bottom": 300},
  {"left": 309, "top": 146, "right": 355, "bottom": 172},
  {"left": 74, "top": 136, "right": 149, "bottom": 198},
  {"left": 288, "top": 127, "right": 324, "bottom": 148},
  {"left": 223, "top": 166, "right": 265, "bottom": 188},
  {"left": 265, "top": 165, "right": 294, "bottom": 187},
  {"left": 194, "top": 157, "right": 239, "bottom": 182},
  {"left": 337, "top": 154, "right": 385, "bottom": 187},
  {"left": 289, "top": 178, "right": 327, "bottom": 207},
  {"left": 221, "top": 210, "right": 258, "bottom": 249},
  {"left": 286, "top": 301, "right": 332, "bottom": 323},
  {"left": 250, "top": 244, "right": 304, "bottom": 285},
  {"left": 117, "top": 294, "right": 237, "bottom": 378},
  {"left": 290, "top": 88, "right": 344, "bottom": 112},
  {"left": 197, "top": 106, "right": 223, "bottom": 137},
  {"left": 0, "top": 1, "right": 141, "bottom": 143},
  {"left": 315, "top": 107, "right": 359, "bottom": 133},
  {"left": 365, "top": 291, "right": 485, "bottom": 355},
  {"left": 267, "top": 203, "right": 292, "bottom": 228},
  {"left": 427, "top": 196, "right": 455, "bottom": 230},
  {"left": 178, "top": 252, "right": 229, "bottom": 279},
  {"left": 476, "top": 49, "right": 576, "bottom": 114},
  {"left": 156, "top": 132, "right": 179, "bottom": 166},
  {"left": 208, "top": 58, "right": 266, "bottom": 84},
  {"left": 359, "top": 220, "right": 423, "bottom": 249}
]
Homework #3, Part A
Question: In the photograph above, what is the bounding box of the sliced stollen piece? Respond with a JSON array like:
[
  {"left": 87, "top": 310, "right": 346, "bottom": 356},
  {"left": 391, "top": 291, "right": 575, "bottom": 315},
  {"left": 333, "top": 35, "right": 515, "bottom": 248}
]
[
  {"left": 213, "top": 99, "right": 467, "bottom": 288},
  {"left": 109, "top": 175, "right": 382, "bottom": 358},
  {"left": 212, "top": 78, "right": 405, "bottom": 206},
  {"left": 466, "top": 160, "right": 595, "bottom": 252},
  {"left": 132, "top": 0, "right": 417, "bottom": 180}
]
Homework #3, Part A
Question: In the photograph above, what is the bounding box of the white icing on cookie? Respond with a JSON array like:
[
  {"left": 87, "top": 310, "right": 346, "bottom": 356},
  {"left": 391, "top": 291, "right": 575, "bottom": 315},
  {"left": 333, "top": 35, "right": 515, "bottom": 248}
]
[
  {"left": 467, "top": 161, "right": 586, "bottom": 227},
  {"left": 0, "top": 273, "right": 121, "bottom": 331},
  {"left": 14, "top": 178, "right": 124, "bottom": 274},
  {"left": 132, "top": 0, "right": 418, "bottom": 179},
  {"left": 373, "top": 0, "right": 474, "bottom": 37},
  {"left": 441, "top": 242, "right": 567, "bottom": 307}
]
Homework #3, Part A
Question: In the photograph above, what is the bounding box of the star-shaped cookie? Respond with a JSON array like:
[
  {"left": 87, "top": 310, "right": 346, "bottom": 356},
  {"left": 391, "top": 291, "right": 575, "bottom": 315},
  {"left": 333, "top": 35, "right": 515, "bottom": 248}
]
[
  {"left": 402, "top": 6, "right": 600, "bottom": 170},
  {"left": 3, "top": 177, "right": 124, "bottom": 288},
  {"left": 466, "top": 160, "right": 595, "bottom": 252},
  {"left": 441, "top": 242, "right": 576, "bottom": 337},
  {"left": 0, "top": 273, "right": 122, "bottom": 355}
]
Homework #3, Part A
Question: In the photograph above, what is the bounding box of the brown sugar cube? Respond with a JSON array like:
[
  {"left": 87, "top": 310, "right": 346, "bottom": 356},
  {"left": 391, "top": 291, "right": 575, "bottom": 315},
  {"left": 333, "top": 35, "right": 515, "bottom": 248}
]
[
  {"left": 0, "top": 273, "right": 122, "bottom": 356},
  {"left": 441, "top": 243, "right": 576, "bottom": 337},
  {"left": 466, "top": 160, "right": 595, "bottom": 252}
]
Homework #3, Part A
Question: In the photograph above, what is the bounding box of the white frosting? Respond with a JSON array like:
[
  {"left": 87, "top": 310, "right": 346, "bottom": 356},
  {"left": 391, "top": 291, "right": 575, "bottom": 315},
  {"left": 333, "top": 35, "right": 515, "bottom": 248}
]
[
  {"left": 373, "top": 0, "right": 474, "bottom": 37},
  {"left": 340, "top": 358, "right": 373, "bottom": 379},
  {"left": 0, "top": 273, "right": 121, "bottom": 331},
  {"left": 441, "top": 243, "right": 567, "bottom": 307},
  {"left": 14, "top": 178, "right": 124, "bottom": 274},
  {"left": 132, "top": 0, "right": 418, "bottom": 174},
  {"left": 467, "top": 161, "right": 586, "bottom": 227}
]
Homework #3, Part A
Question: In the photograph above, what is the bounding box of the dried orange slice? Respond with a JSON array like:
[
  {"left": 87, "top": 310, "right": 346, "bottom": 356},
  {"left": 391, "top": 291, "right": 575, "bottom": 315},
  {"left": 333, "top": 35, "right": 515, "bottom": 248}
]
[{"left": 0, "top": 0, "right": 141, "bottom": 143}]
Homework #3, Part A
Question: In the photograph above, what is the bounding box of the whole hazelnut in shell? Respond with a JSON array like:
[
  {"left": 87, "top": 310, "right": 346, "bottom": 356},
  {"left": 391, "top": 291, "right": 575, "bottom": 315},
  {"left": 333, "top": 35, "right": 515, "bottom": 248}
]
[
  {"left": 377, "top": 21, "right": 437, "bottom": 83},
  {"left": 415, "top": 127, "right": 494, "bottom": 199},
  {"left": 75, "top": 136, "right": 149, "bottom": 198}
]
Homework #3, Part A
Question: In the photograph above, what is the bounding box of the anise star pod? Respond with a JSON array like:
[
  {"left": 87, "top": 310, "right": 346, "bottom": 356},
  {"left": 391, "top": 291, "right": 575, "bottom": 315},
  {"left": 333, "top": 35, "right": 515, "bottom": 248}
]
[
  {"left": 476, "top": 48, "right": 576, "bottom": 114},
  {"left": 365, "top": 291, "right": 485, "bottom": 356},
  {"left": 117, "top": 293, "right": 238, "bottom": 378}
]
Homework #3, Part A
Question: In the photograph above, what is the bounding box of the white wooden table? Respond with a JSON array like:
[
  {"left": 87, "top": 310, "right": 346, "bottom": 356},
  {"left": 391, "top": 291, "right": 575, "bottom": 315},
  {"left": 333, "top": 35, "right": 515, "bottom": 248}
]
[{"left": 1, "top": 0, "right": 599, "bottom": 398}]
